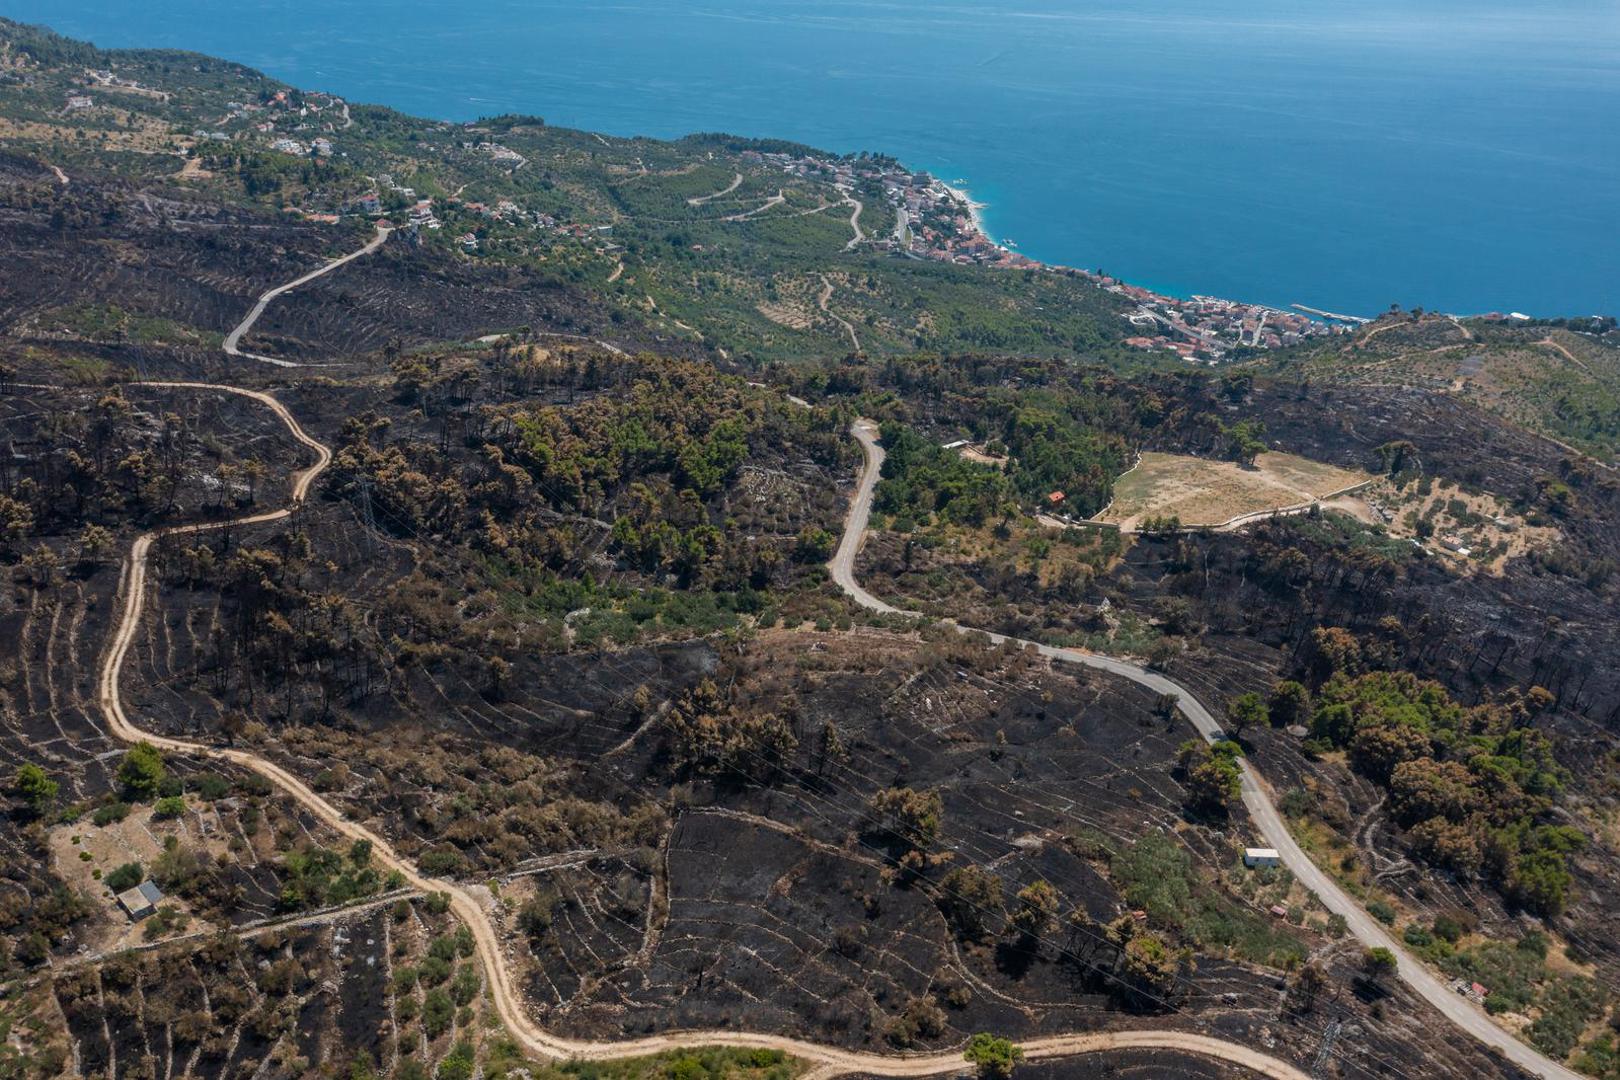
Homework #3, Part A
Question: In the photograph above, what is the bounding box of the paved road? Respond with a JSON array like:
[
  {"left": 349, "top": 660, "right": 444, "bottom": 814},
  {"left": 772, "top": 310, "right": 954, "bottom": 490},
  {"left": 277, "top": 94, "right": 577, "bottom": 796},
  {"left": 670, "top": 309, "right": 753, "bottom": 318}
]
[
  {"left": 833, "top": 420, "right": 1576, "bottom": 1080},
  {"left": 222, "top": 223, "right": 390, "bottom": 366},
  {"left": 85, "top": 235, "right": 1317, "bottom": 1080}
]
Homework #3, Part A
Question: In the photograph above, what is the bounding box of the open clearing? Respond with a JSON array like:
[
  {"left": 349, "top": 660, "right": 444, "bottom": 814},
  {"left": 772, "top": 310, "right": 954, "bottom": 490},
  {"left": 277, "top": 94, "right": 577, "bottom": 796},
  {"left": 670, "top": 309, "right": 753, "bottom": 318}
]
[{"left": 1100, "top": 451, "right": 1372, "bottom": 529}]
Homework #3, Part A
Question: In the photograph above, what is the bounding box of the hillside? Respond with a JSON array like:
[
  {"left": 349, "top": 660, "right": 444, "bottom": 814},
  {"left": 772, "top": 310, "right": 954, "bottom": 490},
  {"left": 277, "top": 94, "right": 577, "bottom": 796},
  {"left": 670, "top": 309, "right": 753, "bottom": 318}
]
[
  {"left": 3, "top": 17, "right": 1620, "bottom": 1080},
  {"left": 0, "top": 17, "right": 1160, "bottom": 367}
]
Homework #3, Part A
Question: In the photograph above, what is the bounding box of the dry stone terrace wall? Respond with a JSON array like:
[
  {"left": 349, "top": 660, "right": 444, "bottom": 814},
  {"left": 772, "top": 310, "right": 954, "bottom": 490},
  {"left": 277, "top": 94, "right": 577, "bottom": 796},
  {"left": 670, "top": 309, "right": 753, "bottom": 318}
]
[
  {"left": 0, "top": 190, "right": 346, "bottom": 343},
  {"left": 40, "top": 895, "right": 494, "bottom": 1080},
  {"left": 0, "top": 144, "right": 1599, "bottom": 1079}
]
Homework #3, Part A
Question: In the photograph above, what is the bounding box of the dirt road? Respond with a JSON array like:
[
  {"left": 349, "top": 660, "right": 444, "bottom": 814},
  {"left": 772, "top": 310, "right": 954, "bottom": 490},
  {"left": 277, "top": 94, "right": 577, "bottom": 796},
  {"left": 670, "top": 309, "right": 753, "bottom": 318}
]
[
  {"left": 832, "top": 419, "right": 1580, "bottom": 1080},
  {"left": 818, "top": 274, "right": 862, "bottom": 355},
  {"left": 687, "top": 171, "right": 742, "bottom": 206},
  {"left": 842, "top": 197, "right": 865, "bottom": 251},
  {"left": 85, "top": 236, "right": 1321, "bottom": 1080},
  {"left": 222, "top": 223, "right": 390, "bottom": 366},
  {"left": 94, "top": 402, "right": 1314, "bottom": 1075}
]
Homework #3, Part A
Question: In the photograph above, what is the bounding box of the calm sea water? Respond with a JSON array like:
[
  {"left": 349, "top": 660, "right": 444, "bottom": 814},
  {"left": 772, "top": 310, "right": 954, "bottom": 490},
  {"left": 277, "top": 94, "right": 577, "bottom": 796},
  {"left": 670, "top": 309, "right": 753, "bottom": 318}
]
[{"left": 9, "top": 0, "right": 1619, "bottom": 317}]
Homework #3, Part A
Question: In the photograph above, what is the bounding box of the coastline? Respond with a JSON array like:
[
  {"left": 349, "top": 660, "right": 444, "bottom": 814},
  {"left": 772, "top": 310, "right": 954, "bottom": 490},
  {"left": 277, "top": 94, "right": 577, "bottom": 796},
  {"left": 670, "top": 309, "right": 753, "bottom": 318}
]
[
  {"left": 940, "top": 180, "right": 991, "bottom": 246},
  {"left": 920, "top": 171, "right": 1353, "bottom": 360}
]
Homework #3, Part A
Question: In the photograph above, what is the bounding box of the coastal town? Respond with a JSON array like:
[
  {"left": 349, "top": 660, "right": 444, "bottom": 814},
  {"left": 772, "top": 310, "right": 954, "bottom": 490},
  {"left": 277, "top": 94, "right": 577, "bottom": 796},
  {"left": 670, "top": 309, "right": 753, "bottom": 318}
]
[
  {"left": 87, "top": 63, "right": 1354, "bottom": 365},
  {"left": 744, "top": 148, "right": 1353, "bottom": 362}
]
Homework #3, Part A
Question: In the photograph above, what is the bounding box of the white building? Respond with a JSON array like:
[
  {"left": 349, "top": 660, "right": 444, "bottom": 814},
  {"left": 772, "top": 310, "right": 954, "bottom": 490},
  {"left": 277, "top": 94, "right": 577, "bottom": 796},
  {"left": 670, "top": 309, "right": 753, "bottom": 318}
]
[
  {"left": 1244, "top": 847, "right": 1281, "bottom": 868},
  {"left": 116, "top": 880, "right": 164, "bottom": 920}
]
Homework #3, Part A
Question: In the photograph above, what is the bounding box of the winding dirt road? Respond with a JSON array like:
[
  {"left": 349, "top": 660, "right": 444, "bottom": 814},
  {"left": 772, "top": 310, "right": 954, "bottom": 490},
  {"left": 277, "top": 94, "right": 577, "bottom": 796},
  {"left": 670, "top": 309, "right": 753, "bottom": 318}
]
[
  {"left": 832, "top": 419, "right": 1578, "bottom": 1080},
  {"left": 687, "top": 172, "right": 742, "bottom": 206},
  {"left": 818, "top": 274, "right": 862, "bottom": 355},
  {"left": 842, "top": 196, "right": 865, "bottom": 251},
  {"left": 86, "top": 235, "right": 1321, "bottom": 1080},
  {"left": 221, "top": 223, "right": 391, "bottom": 367}
]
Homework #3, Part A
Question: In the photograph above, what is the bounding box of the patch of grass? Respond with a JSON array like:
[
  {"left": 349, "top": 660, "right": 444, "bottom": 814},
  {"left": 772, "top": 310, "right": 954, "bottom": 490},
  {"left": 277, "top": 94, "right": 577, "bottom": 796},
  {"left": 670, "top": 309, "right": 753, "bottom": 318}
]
[
  {"left": 1106, "top": 834, "right": 1306, "bottom": 969},
  {"left": 1527, "top": 975, "right": 1607, "bottom": 1059},
  {"left": 43, "top": 303, "right": 220, "bottom": 347},
  {"left": 1440, "top": 936, "right": 1547, "bottom": 1015}
]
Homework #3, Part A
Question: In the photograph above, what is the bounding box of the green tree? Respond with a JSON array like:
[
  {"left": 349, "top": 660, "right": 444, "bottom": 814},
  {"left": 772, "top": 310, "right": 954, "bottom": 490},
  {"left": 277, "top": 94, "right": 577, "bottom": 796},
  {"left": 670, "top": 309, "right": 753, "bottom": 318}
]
[
  {"left": 1119, "top": 929, "right": 1187, "bottom": 1001},
  {"left": 793, "top": 527, "right": 836, "bottom": 563},
  {"left": 1178, "top": 740, "right": 1240, "bottom": 814},
  {"left": 964, "top": 1033, "right": 1024, "bottom": 1080},
  {"left": 422, "top": 988, "right": 454, "bottom": 1039},
  {"left": 1267, "top": 680, "right": 1312, "bottom": 729},
  {"left": 77, "top": 524, "right": 113, "bottom": 568},
  {"left": 1224, "top": 692, "right": 1267, "bottom": 738},
  {"left": 13, "top": 763, "right": 58, "bottom": 815},
  {"left": 117, "top": 741, "right": 166, "bottom": 800},
  {"left": 1509, "top": 848, "right": 1575, "bottom": 917},
  {"left": 1222, "top": 419, "right": 1267, "bottom": 466},
  {"left": 869, "top": 786, "right": 943, "bottom": 851}
]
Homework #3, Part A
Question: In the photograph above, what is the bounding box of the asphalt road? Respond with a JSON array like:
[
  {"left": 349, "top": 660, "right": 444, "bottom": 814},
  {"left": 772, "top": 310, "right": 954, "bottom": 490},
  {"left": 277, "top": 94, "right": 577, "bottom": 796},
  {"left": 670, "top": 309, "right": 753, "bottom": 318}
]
[{"left": 832, "top": 419, "right": 1577, "bottom": 1080}]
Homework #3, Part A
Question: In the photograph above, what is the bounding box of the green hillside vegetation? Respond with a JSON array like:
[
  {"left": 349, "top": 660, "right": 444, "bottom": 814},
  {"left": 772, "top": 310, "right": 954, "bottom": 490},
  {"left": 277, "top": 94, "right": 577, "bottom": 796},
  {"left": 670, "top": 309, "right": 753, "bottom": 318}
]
[
  {"left": 1264, "top": 312, "right": 1620, "bottom": 461},
  {"left": 1294, "top": 652, "right": 1576, "bottom": 917},
  {"left": 0, "top": 17, "right": 1143, "bottom": 365}
]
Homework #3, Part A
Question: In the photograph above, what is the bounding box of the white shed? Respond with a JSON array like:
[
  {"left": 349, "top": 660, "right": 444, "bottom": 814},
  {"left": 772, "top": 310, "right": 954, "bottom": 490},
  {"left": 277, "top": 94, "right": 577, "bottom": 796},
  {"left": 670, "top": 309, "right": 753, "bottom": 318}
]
[
  {"left": 117, "top": 880, "right": 163, "bottom": 920},
  {"left": 1244, "top": 847, "right": 1281, "bottom": 869}
]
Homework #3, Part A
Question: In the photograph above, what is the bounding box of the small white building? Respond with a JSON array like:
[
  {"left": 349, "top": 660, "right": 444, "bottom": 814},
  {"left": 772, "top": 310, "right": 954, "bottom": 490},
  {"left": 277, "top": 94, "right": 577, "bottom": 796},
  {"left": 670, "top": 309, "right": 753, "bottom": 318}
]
[
  {"left": 116, "top": 880, "right": 164, "bottom": 920},
  {"left": 1244, "top": 847, "right": 1282, "bottom": 869}
]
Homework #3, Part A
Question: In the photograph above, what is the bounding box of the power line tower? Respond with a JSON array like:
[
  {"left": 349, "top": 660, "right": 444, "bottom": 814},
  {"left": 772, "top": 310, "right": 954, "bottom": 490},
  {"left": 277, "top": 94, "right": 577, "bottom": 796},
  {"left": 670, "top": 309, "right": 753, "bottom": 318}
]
[
  {"left": 1311, "top": 1019, "right": 1344, "bottom": 1079},
  {"left": 356, "top": 476, "right": 378, "bottom": 554}
]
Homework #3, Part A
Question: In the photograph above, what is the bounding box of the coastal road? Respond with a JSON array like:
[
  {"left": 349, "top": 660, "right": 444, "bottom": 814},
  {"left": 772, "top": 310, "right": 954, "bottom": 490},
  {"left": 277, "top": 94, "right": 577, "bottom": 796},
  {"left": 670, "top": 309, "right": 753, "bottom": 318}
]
[
  {"left": 222, "top": 223, "right": 391, "bottom": 366},
  {"left": 86, "top": 233, "right": 1318, "bottom": 1080},
  {"left": 832, "top": 419, "right": 1580, "bottom": 1080}
]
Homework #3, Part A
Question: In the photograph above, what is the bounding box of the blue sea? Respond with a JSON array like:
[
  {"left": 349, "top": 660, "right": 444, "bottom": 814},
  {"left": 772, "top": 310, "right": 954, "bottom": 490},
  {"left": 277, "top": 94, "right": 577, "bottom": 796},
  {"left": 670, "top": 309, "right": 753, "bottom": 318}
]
[{"left": 9, "top": 0, "right": 1618, "bottom": 317}]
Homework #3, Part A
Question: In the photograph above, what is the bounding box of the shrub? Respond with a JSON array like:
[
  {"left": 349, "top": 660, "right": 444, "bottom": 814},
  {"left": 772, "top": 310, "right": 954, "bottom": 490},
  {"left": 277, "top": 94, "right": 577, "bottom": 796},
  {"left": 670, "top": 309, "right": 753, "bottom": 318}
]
[
  {"left": 1362, "top": 947, "right": 1397, "bottom": 976},
  {"left": 420, "top": 849, "right": 466, "bottom": 876},
  {"left": 450, "top": 965, "right": 480, "bottom": 1007},
  {"left": 13, "top": 763, "right": 58, "bottom": 815},
  {"left": 105, "top": 862, "right": 144, "bottom": 893},
  {"left": 190, "top": 773, "right": 231, "bottom": 800},
  {"left": 435, "top": 1041, "right": 475, "bottom": 1080},
  {"left": 153, "top": 795, "right": 186, "bottom": 819},
  {"left": 92, "top": 801, "right": 131, "bottom": 826},
  {"left": 422, "top": 989, "right": 454, "bottom": 1039},
  {"left": 1527, "top": 976, "right": 1608, "bottom": 1059}
]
